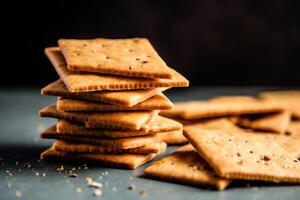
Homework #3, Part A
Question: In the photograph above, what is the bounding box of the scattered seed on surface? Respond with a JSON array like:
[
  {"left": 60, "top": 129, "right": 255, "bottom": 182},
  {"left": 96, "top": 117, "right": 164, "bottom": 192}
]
[
  {"left": 69, "top": 173, "right": 79, "bottom": 178},
  {"left": 88, "top": 181, "right": 103, "bottom": 188},
  {"left": 15, "top": 190, "right": 22, "bottom": 198},
  {"left": 128, "top": 184, "right": 136, "bottom": 191},
  {"left": 42, "top": 173, "right": 46, "bottom": 177},
  {"left": 35, "top": 172, "right": 39, "bottom": 176},
  {"left": 76, "top": 187, "right": 82, "bottom": 193}
]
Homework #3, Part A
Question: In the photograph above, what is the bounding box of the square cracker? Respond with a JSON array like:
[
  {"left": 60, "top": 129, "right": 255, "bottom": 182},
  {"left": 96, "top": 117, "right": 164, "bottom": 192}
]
[
  {"left": 144, "top": 144, "right": 231, "bottom": 190},
  {"left": 41, "top": 146, "right": 165, "bottom": 169},
  {"left": 184, "top": 129, "right": 300, "bottom": 183},
  {"left": 160, "top": 99, "right": 286, "bottom": 120},
  {"left": 158, "top": 130, "right": 188, "bottom": 145},
  {"left": 230, "top": 111, "right": 291, "bottom": 134},
  {"left": 40, "top": 125, "right": 159, "bottom": 149},
  {"left": 44, "top": 47, "right": 189, "bottom": 92},
  {"left": 58, "top": 38, "right": 173, "bottom": 79},
  {"left": 56, "top": 93, "right": 173, "bottom": 112},
  {"left": 56, "top": 116, "right": 182, "bottom": 138},
  {"left": 41, "top": 79, "right": 168, "bottom": 107},
  {"left": 39, "top": 104, "right": 157, "bottom": 131},
  {"left": 259, "top": 90, "right": 300, "bottom": 119},
  {"left": 53, "top": 140, "right": 167, "bottom": 154}
]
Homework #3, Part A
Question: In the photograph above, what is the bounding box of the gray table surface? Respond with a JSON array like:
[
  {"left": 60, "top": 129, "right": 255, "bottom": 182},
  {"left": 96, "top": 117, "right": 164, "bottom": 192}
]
[{"left": 0, "top": 87, "right": 299, "bottom": 200}]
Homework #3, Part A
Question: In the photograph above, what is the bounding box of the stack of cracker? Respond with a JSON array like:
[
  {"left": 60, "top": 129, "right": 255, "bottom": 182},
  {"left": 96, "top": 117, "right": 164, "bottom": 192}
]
[
  {"left": 39, "top": 38, "right": 189, "bottom": 169},
  {"left": 145, "top": 93, "right": 300, "bottom": 189}
]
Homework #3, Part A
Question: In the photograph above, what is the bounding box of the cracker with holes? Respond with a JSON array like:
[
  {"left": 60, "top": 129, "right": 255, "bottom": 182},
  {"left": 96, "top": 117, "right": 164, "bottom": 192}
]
[
  {"left": 58, "top": 38, "right": 173, "bottom": 79},
  {"left": 39, "top": 104, "right": 158, "bottom": 131},
  {"left": 56, "top": 93, "right": 173, "bottom": 111},
  {"left": 44, "top": 47, "right": 189, "bottom": 92},
  {"left": 144, "top": 144, "right": 231, "bottom": 190},
  {"left": 53, "top": 140, "right": 167, "bottom": 154},
  {"left": 41, "top": 145, "right": 165, "bottom": 169},
  {"left": 42, "top": 79, "right": 169, "bottom": 106},
  {"left": 184, "top": 129, "right": 300, "bottom": 183}
]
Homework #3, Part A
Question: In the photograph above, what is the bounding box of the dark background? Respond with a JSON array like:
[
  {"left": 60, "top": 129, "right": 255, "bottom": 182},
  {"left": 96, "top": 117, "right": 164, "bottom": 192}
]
[{"left": 2, "top": 0, "right": 300, "bottom": 87}]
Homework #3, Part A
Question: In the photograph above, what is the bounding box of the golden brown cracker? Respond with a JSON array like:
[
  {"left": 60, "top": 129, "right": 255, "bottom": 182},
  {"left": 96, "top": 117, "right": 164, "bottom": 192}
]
[
  {"left": 158, "top": 130, "right": 188, "bottom": 145},
  {"left": 56, "top": 116, "right": 182, "bottom": 138},
  {"left": 39, "top": 104, "right": 156, "bottom": 130},
  {"left": 259, "top": 90, "right": 300, "bottom": 119},
  {"left": 161, "top": 100, "right": 286, "bottom": 120},
  {"left": 40, "top": 146, "right": 165, "bottom": 169},
  {"left": 184, "top": 129, "right": 300, "bottom": 183},
  {"left": 44, "top": 47, "right": 189, "bottom": 92},
  {"left": 231, "top": 111, "right": 291, "bottom": 134},
  {"left": 40, "top": 125, "right": 159, "bottom": 149},
  {"left": 56, "top": 93, "right": 173, "bottom": 111},
  {"left": 58, "top": 38, "right": 173, "bottom": 79},
  {"left": 144, "top": 144, "right": 231, "bottom": 190},
  {"left": 41, "top": 79, "right": 168, "bottom": 106},
  {"left": 53, "top": 140, "right": 167, "bottom": 154}
]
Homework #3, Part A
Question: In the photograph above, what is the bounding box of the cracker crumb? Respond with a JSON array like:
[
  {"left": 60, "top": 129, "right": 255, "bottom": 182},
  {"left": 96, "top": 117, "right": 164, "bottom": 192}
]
[
  {"left": 56, "top": 165, "right": 64, "bottom": 172},
  {"left": 86, "top": 176, "right": 93, "bottom": 184},
  {"left": 69, "top": 172, "right": 79, "bottom": 178},
  {"left": 15, "top": 190, "right": 22, "bottom": 198},
  {"left": 139, "top": 190, "right": 148, "bottom": 197},
  {"left": 76, "top": 187, "right": 82, "bottom": 193},
  {"left": 42, "top": 173, "right": 46, "bottom": 177},
  {"left": 24, "top": 163, "right": 31, "bottom": 168},
  {"left": 128, "top": 184, "right": 136, "bottom": 191},
  {"left": 93, "top": 189, "right": 102, "bottom": 197},
  {"left": 88, "top": 181, "right": 103, "bottom": 188},
  {"left": 35, "top": 172, "right": 39, "bottom": 176}
]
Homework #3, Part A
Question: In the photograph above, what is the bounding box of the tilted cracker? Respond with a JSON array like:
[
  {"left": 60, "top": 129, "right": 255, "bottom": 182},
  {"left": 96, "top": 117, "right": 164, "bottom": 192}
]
[
  {"left": 40, "top": 125, "right": 159, "bottom": 149},
  {"left": 144, "top": 144, "right": 231, "bottom": 190},
  {"left": 161, "top": 99, "right": 286, "bottom": 120},
  {"left": 45, "top": 47, "right": 189, "bottom": 92},
  {"left": 41, "top": 146, "right": 165, "bottom": 169},
  {"left": 53, "top": 140, "right": 167, "bottom": 154},
  {"left": 231, "top": 111, "right": 291, "bottom": 134},
  {"left": 158, "top": 130, "right": 188, "bottom": 145},
  {"left": 56, "top": 116, "right": 182, "bottom": 138},
  {"left": 41, "top": 79, "right": 168, "bottom": 106},
  {"left": 184, "top": 129, "right": 300, "bottom": 183},
  {"left": 259, "top": 90, "right": 300, "bottom": 119},
  {"left": 56, "top": 93, "right": 173, "bottom": 111},
  {"left": 58, "top": 38, "right": 173, "bottom": 79},
  {"left": 39, "top": 104, "right": 156, "bottom": 130}
]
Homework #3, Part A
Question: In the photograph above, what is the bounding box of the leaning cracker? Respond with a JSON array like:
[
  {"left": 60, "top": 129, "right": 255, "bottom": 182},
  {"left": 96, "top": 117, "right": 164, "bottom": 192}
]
[
  {"left": 56, "top": 116, "right": 182, "bottom": 138},
  {"left": 41, "top": 146, "right": 165, "bottom": 169},
  {"left": 44, "top": 47, "right": 189, "bottom": 92},
  {"left": 231, "top": 111, "right": 291, "bottom": 134},
  {"left": 56, "top": 93, "right": 173, "bottom": 111},
  {"left": 144, "top": 144, "right": 231, "bottom": 190},
  {"left": 39, "top": 104, "right": 157, "bottom": 131},
  {"left": 259, "top": 90, "right": 300, "bottom": 119},
  {"left": 41, "top": 79, "right": 168, "bottom": 106},
  {"left": 58, "top": 38, "right": 173, "bottom": 79},
  {"left": 184, "top": 129, "right": 300, "bottom": 183},
  {"left": 161, "top": 100, "right": 286, "bottom": 120},
  {"left": 159, "top": 130, "right": 188, "bottom": 145},
  {"left": 40, "top": 125, "right": 159, "bottom": 149},
  {"left": 53, "top": 140, "right": 167, "bottom": 154}
]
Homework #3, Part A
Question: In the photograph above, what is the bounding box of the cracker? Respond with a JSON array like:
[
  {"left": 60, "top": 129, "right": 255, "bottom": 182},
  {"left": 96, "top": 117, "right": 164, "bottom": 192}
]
[
  {"left": 53, "top": 140, "right": 167, "bottom": 154},
  {"left": 41, "top": 146, "right": 165, "bottom": 169},
  {"left": 56, "top": 93, "right": 173, "bottom": 111},
  {"left": 158, "top": 130, "right": 188, "bottom": 145},
  {"left": 184, "top": 129, "right": 300, "bottom": 183},
  {"left": 144, "top": 144, "right": 231, "bottom": 190},
  {"left": 44, "top": 47, "right": 189, "bottom": 92},
  {"left": 39, "top": 104, "right": 157, "bottom": 130},
  {"left": 259, "top": 90, "right": 300, "bottom": 119},
  {"left": 41, "top": 79, "right": 169, "bottom": 106},
  {"left": 56, "top": 116, "right": 182, "bottom": 138},
  {"left": 160, "top": 99, "right": 286, "bottom": 120},
  {"left": 58, "top": 38, "right": 173, "bottom": 79},
  {"left": 231, "top": 111, "right": 291, "bottom": 134},
  {"left": 40, "top": 125, "right": 159, "bottom": 149}
]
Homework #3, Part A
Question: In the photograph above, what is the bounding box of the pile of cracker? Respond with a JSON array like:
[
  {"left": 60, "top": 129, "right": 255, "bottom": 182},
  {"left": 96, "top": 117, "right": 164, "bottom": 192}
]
[
  {"left": 144, "top": 93, "right": 300, "bottom": 190},
  {"left": 38, "top": 38, "right": 189, "bottom": 169}
]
